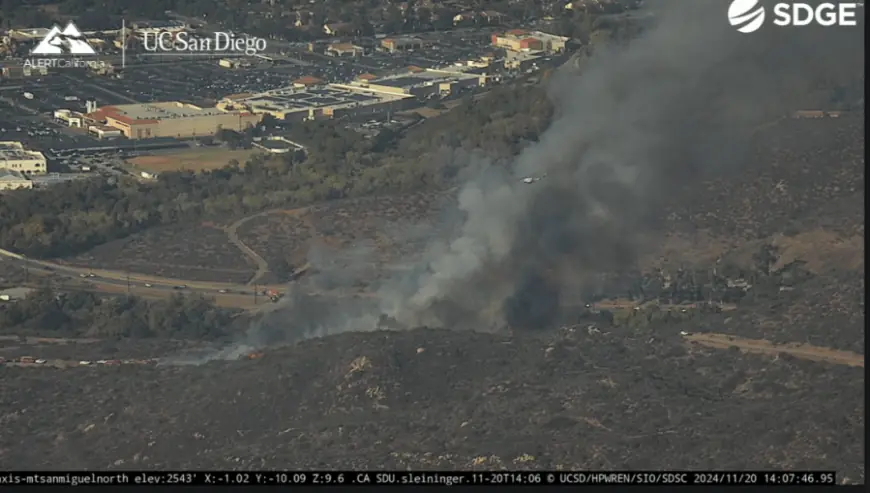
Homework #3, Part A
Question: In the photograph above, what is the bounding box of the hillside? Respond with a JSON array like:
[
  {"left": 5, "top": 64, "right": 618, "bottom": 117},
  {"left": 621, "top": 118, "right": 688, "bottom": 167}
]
[{"left": 0, "top": 328, "right": 863, "bottom": 479}]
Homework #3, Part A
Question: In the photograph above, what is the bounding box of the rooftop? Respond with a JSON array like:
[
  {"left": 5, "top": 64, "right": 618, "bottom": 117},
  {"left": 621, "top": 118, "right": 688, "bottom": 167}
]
[
  {"left": 9, "top": 27, "right": 52, "bottom": 39},
  {"left": 94, "top": 102, "right": 242, "bottom": 124},
  {"left": 363, "top": 69, "right": 481, "bottom": 88},
  {"left": 497, "top": 30, "right": 571, "bottom": 42},
  {"left": 0, "top": 142, "right": 45, "bottom": 161},
  {"left": 294, "top": 76, "right": 324, "bottom": 85},
  {"left": 232, "top": 85, "right": 411, "bottom": 114}
]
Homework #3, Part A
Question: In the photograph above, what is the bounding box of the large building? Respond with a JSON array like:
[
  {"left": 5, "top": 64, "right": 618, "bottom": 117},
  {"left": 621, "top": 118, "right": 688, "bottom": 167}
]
[
  {"left": 349, "top": 68, "right": 487, "bottom": 99},
  {"left": 491, "top": 30, "right": 570, "bottom": 53},
  {"left": 88, "top": 102, "right": 261, "bottom": 140},
  {"left": 380, "top": 37, "right": 424, "bottom": 53},
  {"left": 0, "top": 141, "right": 47, "bottom": 175},
  {"left": 0, "top": 169, "right": 33, "bottom": 191},
  {"left": 220, "top": 84, "right": 414, "bottom": 121}
]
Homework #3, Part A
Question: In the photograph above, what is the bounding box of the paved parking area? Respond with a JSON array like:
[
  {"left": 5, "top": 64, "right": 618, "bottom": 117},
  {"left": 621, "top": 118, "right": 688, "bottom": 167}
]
[
  {"left": 58, "top": 61, "right": 318, "bottom": 102},
  {"left": 0, "top": 98, "right": 97, "bottom": 150},
  {"left": 0, "top": 77, "right": 133, "bottom": 114}
]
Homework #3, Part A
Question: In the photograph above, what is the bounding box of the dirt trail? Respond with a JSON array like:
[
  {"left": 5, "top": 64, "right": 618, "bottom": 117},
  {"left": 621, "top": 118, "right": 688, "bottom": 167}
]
[
  {"left": 0, "top": 335, "right": 100, "bottom": 345},
  {"left": 224, "top": 207, "right": 312, "bottom": 286},
  {"left": 685, "top": 333, "right": 864, "bottom": 368},
  {"left": 592, "top": 300, "right": 738, "bottom": 311}
]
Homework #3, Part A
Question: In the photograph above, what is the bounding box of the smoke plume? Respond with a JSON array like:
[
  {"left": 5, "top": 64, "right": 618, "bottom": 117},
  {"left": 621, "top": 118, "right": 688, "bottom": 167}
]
[{"left": 166, "top": 0, "right": 863, "bottom": 363}]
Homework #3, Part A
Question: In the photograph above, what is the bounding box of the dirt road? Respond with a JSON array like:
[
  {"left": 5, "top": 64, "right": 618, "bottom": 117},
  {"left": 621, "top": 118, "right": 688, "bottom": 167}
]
[
  {"left": 685, "top": 333, "right": 864, "bottom": 368},
  {"left": 224, "top": 209, "right": 282, "bottom": 286}
]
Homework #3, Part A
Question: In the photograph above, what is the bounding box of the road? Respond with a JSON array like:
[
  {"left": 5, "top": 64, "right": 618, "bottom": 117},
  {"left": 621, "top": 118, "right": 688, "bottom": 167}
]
[
  {"left": 224, "top": 209, "right": 283, "bottom": 286},
  {"left": 0, "top": 247, "right": 288, "bottom": 307},
  {"left": 684, "top": 333, "right": 864, "bottom": 368}
]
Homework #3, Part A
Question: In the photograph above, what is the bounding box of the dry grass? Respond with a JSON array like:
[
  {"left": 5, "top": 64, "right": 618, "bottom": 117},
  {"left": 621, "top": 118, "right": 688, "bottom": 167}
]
[{"left": 126, "top": 148, "right": 260, "bottom": 173}]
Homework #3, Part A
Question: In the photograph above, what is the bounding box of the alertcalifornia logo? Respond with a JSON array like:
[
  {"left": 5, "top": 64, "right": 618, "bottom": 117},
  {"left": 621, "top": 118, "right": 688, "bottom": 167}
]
[{"left": 728, "top": 0, "right": 862, "bottom": 33}]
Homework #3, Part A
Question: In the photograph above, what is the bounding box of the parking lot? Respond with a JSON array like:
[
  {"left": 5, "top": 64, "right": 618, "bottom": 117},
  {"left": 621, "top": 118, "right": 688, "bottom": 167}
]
[
  {"left": 0, "top": 97, "right": 98, "bottom": 150},
  {"left": 2, "top": 77, "right": 132, "bottom": 115}
]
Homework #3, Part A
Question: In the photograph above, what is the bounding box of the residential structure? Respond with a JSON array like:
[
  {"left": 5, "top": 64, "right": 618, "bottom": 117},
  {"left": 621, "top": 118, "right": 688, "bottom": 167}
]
[
  {"left": 0, "top": 169, "right": 33, "bottom": 191},
  {"left": 0, "top": 141, "right": 47, "bottom": 175},
  {"left": 87, "top": 102, "right": 261, "bottom": 140}
]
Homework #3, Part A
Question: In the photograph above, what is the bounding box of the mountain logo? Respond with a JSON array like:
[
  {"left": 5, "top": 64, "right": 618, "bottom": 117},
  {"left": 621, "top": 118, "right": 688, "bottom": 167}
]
[
  {"left": 31, "top": 22, "right": 96, "bottom": 55},
  {"left": 728, "top": 0, "right": 766, "bottom": 33}
]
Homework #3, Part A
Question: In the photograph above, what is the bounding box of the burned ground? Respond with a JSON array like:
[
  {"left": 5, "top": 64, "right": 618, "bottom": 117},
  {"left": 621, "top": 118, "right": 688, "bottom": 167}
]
[
  {"left": 235, "top": 191, "right": 457, "bottom": 281},
  {"left": 0, "top": 328, "right": 862, "bottom": 479},
  {"left": 63, "top": 224, "right": 256, "bottom": 284}
]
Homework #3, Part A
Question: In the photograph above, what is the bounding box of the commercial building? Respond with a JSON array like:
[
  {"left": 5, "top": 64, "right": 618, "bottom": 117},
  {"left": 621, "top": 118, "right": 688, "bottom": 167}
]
[
  {"left": 326, "top": 43, "right": 364, "bottom": 57},
  {"left": 88, "top": 125, "right": 124, "bottom": 139},
  {"left": 0, "top": 169, "right": 33, "bottom": 191},
  {"left": 293, "top": 76, "right": 324, "bottom": 88},
  {"left": 349, "top": 68, "right": 487, "bottom": 99},
  {"left": 220, "top": 84, "right": 414, "bottom": 121},
  {"left": 0, "top": 141, "right": 47, "bottom": 175},
  {"left": 381, "top": 37, "right": 424, "bottom": 53},
  {"left": 491, "top": 30, "right": 570, "bottom": 53},
  {"left": 54, "top": 109, "right": 86, "bottom": 128},
  {"left": 87, "top": 102, "right": 261, "bottom": 140},
  {"left": 504, "top": 51, "right": 544, "bottom": 71}
]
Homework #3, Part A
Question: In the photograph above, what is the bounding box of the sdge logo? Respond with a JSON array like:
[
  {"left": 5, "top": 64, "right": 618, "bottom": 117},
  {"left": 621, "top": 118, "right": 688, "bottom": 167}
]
[{"left": 728, "top": 0, "right": 861, "bottom": 33}]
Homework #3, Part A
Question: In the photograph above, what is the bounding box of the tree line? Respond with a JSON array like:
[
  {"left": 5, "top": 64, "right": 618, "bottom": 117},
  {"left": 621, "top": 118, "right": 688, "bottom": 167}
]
[{"left": 0, "top": 288, "right": 239, "bottom": 340}]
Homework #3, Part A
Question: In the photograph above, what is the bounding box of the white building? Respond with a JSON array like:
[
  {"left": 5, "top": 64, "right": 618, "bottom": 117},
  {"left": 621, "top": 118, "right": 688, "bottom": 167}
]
[
  {"left": 54, "top": 109, "right": 85, "bottom": 128},
  {"left": 0, "top": 169, "right": 33, "bottom": 191},
  {"left": 0, "top": 141, "right": 47, "bottom": 175}
]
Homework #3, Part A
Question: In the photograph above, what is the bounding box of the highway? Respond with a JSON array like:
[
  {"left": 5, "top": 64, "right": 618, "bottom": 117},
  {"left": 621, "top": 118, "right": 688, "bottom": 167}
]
[{"left": 0, "top": 248, "right": 286, "bottom": 308}]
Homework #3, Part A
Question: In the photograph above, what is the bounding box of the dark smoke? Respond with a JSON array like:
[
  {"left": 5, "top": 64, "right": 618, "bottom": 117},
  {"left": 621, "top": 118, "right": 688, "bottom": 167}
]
[{"left": 166, "top": 0, "right": 863, "bottom": 363}]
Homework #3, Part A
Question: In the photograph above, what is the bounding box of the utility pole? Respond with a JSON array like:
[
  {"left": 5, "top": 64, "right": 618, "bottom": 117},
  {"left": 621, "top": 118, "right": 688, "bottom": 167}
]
[
  {"left": 126, "top": 268, "right": 131, "bottom": 295},
  {"left": 254, "top": 284, "right": 258, "bottom": 305}
]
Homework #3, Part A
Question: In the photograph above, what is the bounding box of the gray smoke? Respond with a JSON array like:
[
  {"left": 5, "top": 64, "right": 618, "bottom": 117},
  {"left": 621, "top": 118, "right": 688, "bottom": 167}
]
[{"left": 166, "top": 0, "right": 863, "bottom": 363}]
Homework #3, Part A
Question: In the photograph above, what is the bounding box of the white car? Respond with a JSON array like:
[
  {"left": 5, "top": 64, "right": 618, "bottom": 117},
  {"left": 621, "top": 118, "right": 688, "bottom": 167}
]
[
  {"left": 144, "top": 283, "right": 153, "bottom": 288},
  {"left": 79, "top": 361, "right": 91, "bottom": 365},
  {"left": 35, "top": 359, "right": 46, "bottom": 364},
  {"left": 680, "top": 331, "right": 691, "bottom": 336}
]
